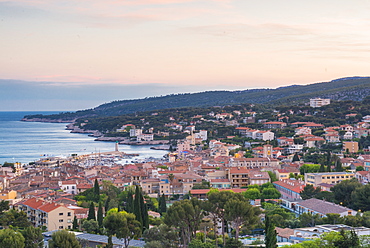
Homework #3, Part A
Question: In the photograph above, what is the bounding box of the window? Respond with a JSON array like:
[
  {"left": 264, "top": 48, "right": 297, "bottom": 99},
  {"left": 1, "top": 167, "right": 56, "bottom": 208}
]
[
  {"left": 59, "top": 213, "right": 64, "bottom": 216},
  {"left": 67, "top": 219, "right": 72, "bottom": 223},
  {"left": 59, "top": 226, "right": 63, "bottom": 229},
  {"left": 59, "top": 219, "right": 63, "bottom": 222},
  {"left": 68, "top": 225, "right": 71, "bottom": 229},
  {"left": 67, "top": 212, "right": 71, "bottom": 217},
  {"left": 72, "top": 186, "right": 75, "bottom": 189}
]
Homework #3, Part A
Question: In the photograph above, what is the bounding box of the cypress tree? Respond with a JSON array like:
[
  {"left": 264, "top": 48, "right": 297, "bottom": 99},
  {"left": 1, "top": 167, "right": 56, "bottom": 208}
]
[
  {"left": 126, "top": 191, "right": 133, "bottom": 213},
  {"left": 72, "top": 216, "right": 78, "bottom": 230},
  {"left": 159, "top": 194, "right": 167, "bottom": 213},
  {"left": 105, "top": 235, "right": 113, "bottom": 248},
  {"left": 292, "top": 153, "right": 299, "bottom": 162},
  {"left": 327, "top": 164, "right": 331, "bottom": 172},
  {"left": 319, "top": 163, "right": 326, "bottom": 172},
  {"left": 88, "top": 202, "right": 96, "bottom": 221},
  {"left": 94, "top": 179, "right": 100, "bottom": 202},
  {"left": 265, "top": 216, "right": 277, "bottom": 248},
  {"left": 140, "top": 192, "right": 149, "bottom": 230},
  {"left": 105, "top": 196, "right": 110, "bottom": 212},
  {"left": 133, "top": 186, "right": 143, "bottom": 227},
  {"left": 97, "top": 201, "right": 103, "bottom": 228}
]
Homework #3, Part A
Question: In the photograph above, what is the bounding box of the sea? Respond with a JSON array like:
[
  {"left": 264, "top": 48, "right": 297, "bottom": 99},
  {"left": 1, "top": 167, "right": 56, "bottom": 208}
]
[{"left": 0, "top": 111, "right": 168, "bottom": 165}]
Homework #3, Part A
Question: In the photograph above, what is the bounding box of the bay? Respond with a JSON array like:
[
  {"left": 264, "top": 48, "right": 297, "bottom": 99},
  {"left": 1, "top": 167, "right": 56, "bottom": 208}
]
[{"left": 0, "top": 111, "right": 168, "bottom": 164}]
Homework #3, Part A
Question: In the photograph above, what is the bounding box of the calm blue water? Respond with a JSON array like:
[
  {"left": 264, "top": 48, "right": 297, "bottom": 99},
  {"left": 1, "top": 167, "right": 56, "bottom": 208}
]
[{"left": 0, "top": 111, "right": 168, "bottom": 164}]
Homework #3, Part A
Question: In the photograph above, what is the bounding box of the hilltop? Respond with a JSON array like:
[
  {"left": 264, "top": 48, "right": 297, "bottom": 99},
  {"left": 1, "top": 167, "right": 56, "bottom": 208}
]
[{"left": 22, "top": 76, "right": 370, "bottom": 121}]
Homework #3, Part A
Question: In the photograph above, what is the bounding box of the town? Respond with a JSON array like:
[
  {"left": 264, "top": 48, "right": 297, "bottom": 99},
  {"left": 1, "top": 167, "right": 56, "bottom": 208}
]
[{"left": 2, "top": 97, "right": 370, "bottom": 248}]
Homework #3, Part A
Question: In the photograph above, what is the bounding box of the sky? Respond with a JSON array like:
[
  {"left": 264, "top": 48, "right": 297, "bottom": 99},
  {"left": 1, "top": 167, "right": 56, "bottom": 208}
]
[{"left": 1, "top": 0, "right": 370, "bottom": 111}]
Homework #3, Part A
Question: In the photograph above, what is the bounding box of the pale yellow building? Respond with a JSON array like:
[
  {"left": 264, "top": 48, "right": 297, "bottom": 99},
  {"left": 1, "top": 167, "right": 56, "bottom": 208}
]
[
  {"left": 305, "top": 172, "right": 355, "bottom": 187},
  {"left": 0, "top": 190, "right": 17, "bottom": 200},
  {"left": 18, "top": 198, "right": 74, "bottom": 231},
  {"left": 343, "top": 141, "right": 359, "bottom": 153}
]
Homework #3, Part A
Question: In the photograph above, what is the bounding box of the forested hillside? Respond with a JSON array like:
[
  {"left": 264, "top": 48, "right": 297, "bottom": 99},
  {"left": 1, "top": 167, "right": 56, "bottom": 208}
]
[{"left": 23, "top": 77, "right": 370, "bottom": 121}]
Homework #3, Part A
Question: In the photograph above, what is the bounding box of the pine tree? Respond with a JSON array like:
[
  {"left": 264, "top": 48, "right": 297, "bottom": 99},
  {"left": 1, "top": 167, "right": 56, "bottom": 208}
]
[
  {"left": 88, "top": 202, "right": 96, "bottom": 221},
  {"left": 159, "top": 194, "right": 167, "bottom": 214},
  {"left": 97, "top": 201, "right": 103, "bottom": 229},
  {"left": 265, "top": 216, "right": 277, "bottom": 248},
  {"left": 72, "top": 216, "right": 78, "bottom": 230},
  {"left": 94, "top": 179, "right": 100, "bottom": 202},
  {"left": 133, "top": 186, "right": 143, "bottom": 227}
]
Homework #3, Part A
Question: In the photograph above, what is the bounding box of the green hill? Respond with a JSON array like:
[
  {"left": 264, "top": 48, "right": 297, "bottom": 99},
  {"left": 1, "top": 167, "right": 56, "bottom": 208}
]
[{"left": 23, "top": 76, "right": 370, "bottom": 121}]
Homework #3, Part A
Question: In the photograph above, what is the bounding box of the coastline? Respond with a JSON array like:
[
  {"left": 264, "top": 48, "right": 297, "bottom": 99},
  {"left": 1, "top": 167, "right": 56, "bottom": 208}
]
[{"left": 22, "top": 118, "right": 170, "bottom": 149}]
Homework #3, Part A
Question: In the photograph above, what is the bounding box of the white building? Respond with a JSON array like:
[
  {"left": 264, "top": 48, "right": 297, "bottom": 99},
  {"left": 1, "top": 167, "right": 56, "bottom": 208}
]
[
  {"left": 130, "top": 128, "right": 142, "bottom": 137},
  {"left": 195, "top": 130, "right": 207, "bottom": 141},
  {"left": 255, "top": 131, "right": 275, "bottom": 141},
  {"left": 310, "top": 98, "right": 331, "bottom": 108}
]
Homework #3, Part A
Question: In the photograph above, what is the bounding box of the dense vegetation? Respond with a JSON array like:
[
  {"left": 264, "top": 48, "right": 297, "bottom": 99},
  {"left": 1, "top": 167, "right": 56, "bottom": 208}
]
[{"left": 23, "top": 77, "right": 370, "bottom": 120}]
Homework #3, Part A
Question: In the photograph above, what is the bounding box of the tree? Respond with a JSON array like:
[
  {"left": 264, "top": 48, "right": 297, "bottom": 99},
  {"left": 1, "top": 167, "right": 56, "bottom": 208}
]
[
  {"left": 334, "top": 229, "right": 360, "bottom": 248},
  {"left": 261, "top": 187, "right": 281, "bottom": 199},
  {"left": 319, "top": 164, "right": 326, "bottom": 172},
  {"left": 81, "top": 219, "right": 99, "bottom": 234},
  {"left": 244, "top": 188, "right": 261, "bottom": 200},
  {"left": 139, "top": 192, "right": 149, "bottom": 230},
  {"left": 22, "top": 226, "right": 43, "bottom": 248},
  {"left": 265, "top": 216, "right": 277, "bottom": 248},
  {"left": 225, "top": 198, "right": 261, "bottom": 240},
  {"left": 0, "top": 228, "right": 25, "bottom": 248},
  {"left": 351, "top": 184, "right": 370, "bottom": 211},
  {"left": 126, "top": 191, "right": 134, "bottom": 213},
  {"left": 97, "top": 201, "right": 104, "bottom": 229},
  {"left": 133, "top": 186, "right": 143, "bottom": 227},
  {"left": 93, "top": 179, "right": 100, "bottom": 202},
  {"left": 206, "top": 190, "right": 240, "bottom": 246},
  {"left": 103, "top": 209, "right": 141, "bottom": 248},
  {"left": 0, "top": 200, "right": 9, "bottom": 213},
  {"left": 164, "top": 198, "right": 203, "bottom": 247},
  {"left": 0, "top": 209, "right": 31, "bottom": 228},
  {"left": 331, "top": 178, "right": 362, "bottom": 207},
  {"left": 300, "top": 185, "right": 321, "bottom": 200},
  {"left": 87, "top": 202, "right": 96, "bottom": 221},
  {"left": 298, "top": 213, "right": 321, "bottom": 227},
  {"left": 292, "top": 153, "right": 300, "bottom": 162},
  {"left": 48, "top": 230, "right": 81, "bottom": 248},
  {"left": 143, "top": 224, "right": 178, "bottom": 248},
  {"left": 158, "top": 194, "right": 167, "bottom": 214},
  {"left": 72, "top": 216, "right": 78, "bottom": 230}
]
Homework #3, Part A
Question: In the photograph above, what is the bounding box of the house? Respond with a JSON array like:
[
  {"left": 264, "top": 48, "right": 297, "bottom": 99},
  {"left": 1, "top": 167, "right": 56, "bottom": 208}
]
[
  {"left": 255, "top": 131, "right": 275, "bottom": 141},
  {"left": 295, "top": 127, "right": 312, "bottom": 136},
  {"left": 309, "top": 98, "right": 330, "bottom": 108},
  {"left": 343, "top": 141, "right": 359, "bottom": 153},
  {"left": 304, "top": 137, "right": 325, "bottom": 148},
  {"left": 0, "top": 189, "right": 17, "bottom": 200},
  {"left": 58, "top": 180, "right": 78, "bottom": 195},
  {"left": 235, "top": 127, "right": 251, "bottom": 136},
  {"left": 227, "top": 167, "right": 250, "bottom": 188},
  {"left": 210, "top": 179, "right": 231, "bottom": 189},
  {"left": 17, "top": 198, "right": 75, "bottom": 231},
  {"left": 264, "top": 122, "right": 287, "bottom": 129},
  {"left": 356, "top": 171, "right": 370, "bottom": 184},
  {"left": 248, "top": 171, "right": 270, "bottom": 185},
  {"left": 305, "top": 172, "right": 355, "bottom": 187},
  {"left": 130, "top": 128, "right": 142, "bottom": 137},
  {"left": 136, "top": 134, "right": 154, "bottom": 142}
]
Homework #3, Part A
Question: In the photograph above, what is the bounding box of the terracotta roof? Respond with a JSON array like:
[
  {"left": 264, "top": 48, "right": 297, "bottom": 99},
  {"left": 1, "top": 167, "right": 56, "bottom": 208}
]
[
  {"left": 276, "top": 227, "right": 294, "bottom": 239},
  {"left": 297, "top": 198, "right": 355, "bottom": 215},
  {"left": 38, "top": 203, "right": 61, "bottom": 213}
]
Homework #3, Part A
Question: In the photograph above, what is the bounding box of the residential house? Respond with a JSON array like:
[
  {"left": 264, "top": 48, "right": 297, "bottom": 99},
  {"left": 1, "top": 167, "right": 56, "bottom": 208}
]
[
  {"left": 263, "top": 121, "right": 287, "bottom": 129},
  {"left": 255, "top": 131, "right": 275, "bottom": 141},
  {"left": 343, "top": 141, "right": 359, "bottom": 153},
  {"left": 310, "top": 98, "right": 330, "bottom": 108}
]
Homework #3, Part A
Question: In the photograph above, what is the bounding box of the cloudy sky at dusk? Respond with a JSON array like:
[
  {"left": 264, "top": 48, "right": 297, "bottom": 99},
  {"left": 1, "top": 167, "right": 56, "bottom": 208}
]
[{"left": 1, "top": 0, "right": 370, "bottom": 111}]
